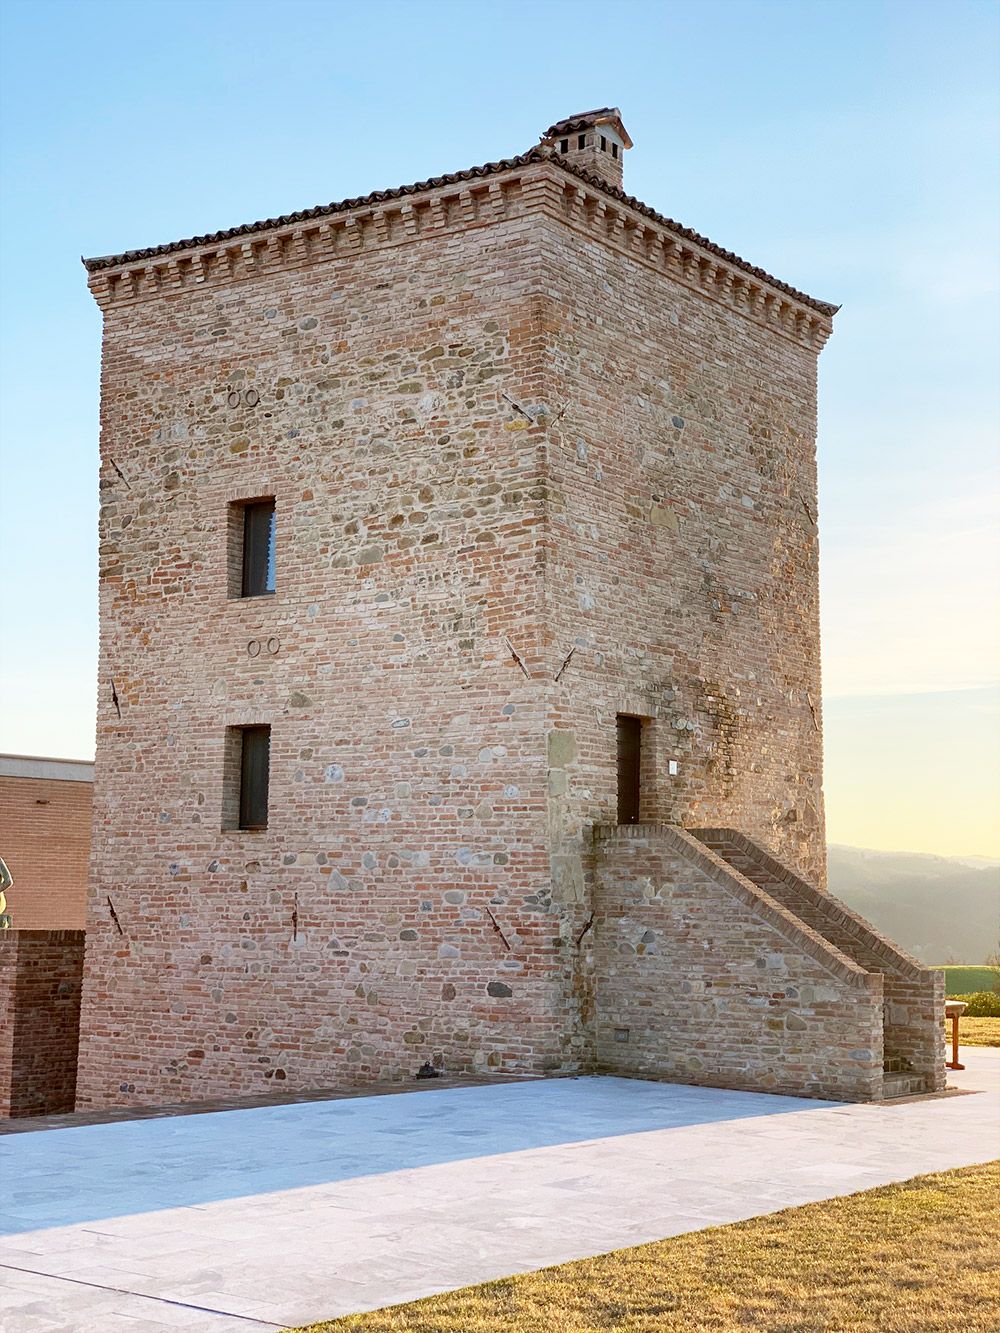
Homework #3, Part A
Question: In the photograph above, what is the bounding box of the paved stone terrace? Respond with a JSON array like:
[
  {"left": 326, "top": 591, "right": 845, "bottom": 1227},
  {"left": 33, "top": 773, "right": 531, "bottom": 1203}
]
[
  {"left": 1, "top": 1054, "right": 998, "bottom": 1332},
  {"left": 0, "top": 1071, "right": 530, "bottom": 1136}
]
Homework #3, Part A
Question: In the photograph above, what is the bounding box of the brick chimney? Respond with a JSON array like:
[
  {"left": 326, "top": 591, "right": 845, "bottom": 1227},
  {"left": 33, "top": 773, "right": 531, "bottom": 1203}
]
[{"left": 540, "top": 108, "right": 632, "bottom": 190}]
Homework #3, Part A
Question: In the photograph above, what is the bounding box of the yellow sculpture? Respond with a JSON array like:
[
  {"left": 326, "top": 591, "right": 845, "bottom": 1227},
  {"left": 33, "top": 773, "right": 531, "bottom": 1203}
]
[{"left": 0, "top": 856, "right": 11, "bottom": 929}]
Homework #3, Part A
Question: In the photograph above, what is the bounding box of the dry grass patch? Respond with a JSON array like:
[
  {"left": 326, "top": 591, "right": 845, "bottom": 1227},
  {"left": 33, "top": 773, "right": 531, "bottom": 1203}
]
[
  {"left": 294, "top": 1162, "right": 1000, "bottom": 1333},
  {"left": 954, "top": 1016, "right": 1000, "bottom": 1047}
]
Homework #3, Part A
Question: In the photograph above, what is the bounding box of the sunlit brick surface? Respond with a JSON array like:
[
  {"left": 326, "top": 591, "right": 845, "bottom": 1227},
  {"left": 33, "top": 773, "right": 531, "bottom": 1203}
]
[
  {"left": 74, "top": 129, "right": 891, "bottom": 1110},
  {"left": 0, "top": 767, "right": 92, "bottom": 930}
]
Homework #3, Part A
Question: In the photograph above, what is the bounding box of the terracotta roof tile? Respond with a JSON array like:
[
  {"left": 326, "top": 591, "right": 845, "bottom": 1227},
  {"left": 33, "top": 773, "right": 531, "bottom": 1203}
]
[
  {"left": 543, "top": 108, "right": 619, "bottom": 137},
  {"left": 82, "top": 148, "right": 837, "bottom": 316},
  {"left": 554, "top": 154, "right": 838, "bottom": 315},
  {"left": 82, "top": 151, "right": 544, "bottom": 274}
]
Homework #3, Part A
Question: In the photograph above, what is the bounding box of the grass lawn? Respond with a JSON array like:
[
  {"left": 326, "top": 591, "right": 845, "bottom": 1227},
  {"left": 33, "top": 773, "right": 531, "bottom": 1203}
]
[
  {"left": 953, "top": 1016, "right": 1000, "bottom": 1047},
  {"left": 293, "top": 1162, "right": 1000, "bottom": 1333},
  {"left": 940, "top": 965, "right": 1000, "bottom": 995}
]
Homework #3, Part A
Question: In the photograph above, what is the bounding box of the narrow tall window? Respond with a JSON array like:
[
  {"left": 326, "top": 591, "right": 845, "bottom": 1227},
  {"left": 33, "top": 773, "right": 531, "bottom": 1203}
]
[
  {"left": 238, "top": 726, "right": 270, "bottom": 830},
  {"left": 616, "top": 715, "right": 642, "bottom": 824},
  {"left": 560, "top": 137, "right": 569, "bottom": 154},
  {"left": 241, "top": 500, "right": 276, "bottom": 597},
  {"left": 578, "top": 134, "right": 586, "bottom": 149},
  {"left": 600, "top": 135, "right": 608, "bottom": 153}
]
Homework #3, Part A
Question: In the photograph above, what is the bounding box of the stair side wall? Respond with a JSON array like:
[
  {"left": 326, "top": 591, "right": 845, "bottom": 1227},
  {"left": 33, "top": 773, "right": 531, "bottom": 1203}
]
[
  {"left": 695, "top": 828, "right": 946, "bottom": 1093},
  {"left": 695, "top": 828, "right": 927, "bottom": 977},
  {"left": 884, "top": 971, "right": 946, "bottom": 1091},
  {"left": 592, "top": 827, "right": 883, "bottom": 1101}
]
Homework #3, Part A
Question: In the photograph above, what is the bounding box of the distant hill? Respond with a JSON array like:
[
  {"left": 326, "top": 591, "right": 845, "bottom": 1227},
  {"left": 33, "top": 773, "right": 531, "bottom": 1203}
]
[{"left": 827, "top": 845, "right": 1000, "bottom": 966}]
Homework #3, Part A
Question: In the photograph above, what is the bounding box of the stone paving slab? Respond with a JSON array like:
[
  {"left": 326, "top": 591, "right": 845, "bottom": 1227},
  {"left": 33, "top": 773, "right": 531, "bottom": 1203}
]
[
  {"left": 0, "top": 1265, "right": 281, "bottom": 1331},
  {"left": 1, "top": 1055, "right": 998, "bottom": 1332},
  {"left": 0, "top": 1073, "right": 531, "bottom": 1137}
]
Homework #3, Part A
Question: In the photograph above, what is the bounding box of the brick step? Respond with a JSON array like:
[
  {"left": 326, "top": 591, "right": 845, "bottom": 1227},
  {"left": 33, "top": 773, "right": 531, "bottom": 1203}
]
[
  {"left": 883, "top": 1054, "right": 912, "bottom": 1074},
  {"left": 697, "top": 838, "right": 887, "bottom": 973},
  {"left": 881, "top": 1072, "right": 928, "bottom": 1099}
]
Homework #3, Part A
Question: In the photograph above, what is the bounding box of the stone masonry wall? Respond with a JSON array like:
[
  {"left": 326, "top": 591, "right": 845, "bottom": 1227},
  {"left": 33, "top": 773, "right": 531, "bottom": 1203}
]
[
  {"left": 78, "top": 173, "right": 583, "bottom": 1109},
  {"left": 0, "top": 930, "right": 85, "bottom": 1118},
  {"left": 535, "top": 205, "right": 827, "bottom": 906},
  {"left": 79, "top": 151, "right": 835, "bottom": 1108},
  {"left": 592, "top": 827, "right": 883, "bottom": 1101}
]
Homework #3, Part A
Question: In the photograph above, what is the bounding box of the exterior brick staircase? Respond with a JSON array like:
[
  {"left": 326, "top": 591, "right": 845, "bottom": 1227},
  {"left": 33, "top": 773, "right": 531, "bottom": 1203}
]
[{"left": 690, "top": 829, "right": 945, "bottom": 1098}]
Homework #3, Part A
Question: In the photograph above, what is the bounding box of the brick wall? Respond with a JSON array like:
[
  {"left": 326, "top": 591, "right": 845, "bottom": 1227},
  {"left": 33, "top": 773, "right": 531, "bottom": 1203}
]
[
  {"left": 0, "top": 761, "right": 93, "bottom": 930},
  {"left": 0, "top": 930, "right": 85, "bottom": 1118},
  {"left": 592, "top": 826, "right": 884, "bottom": 1101},
  {"left": 78, "top": 141, "right": 837, "bottom": 1108},
  {"left": 536, "top": 207, "right": 826, "bottom": 892},
  {"left": 78, "top": 176, "right": 569, "bottom": 1109},
  {"left": 0, "top": 942, "right": 11, "bottom": 1114}
]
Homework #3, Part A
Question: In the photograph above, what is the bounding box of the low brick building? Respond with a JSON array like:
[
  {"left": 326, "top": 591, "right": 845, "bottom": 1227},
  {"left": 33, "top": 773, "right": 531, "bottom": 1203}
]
[
  {"left": 0, "top": 755, "right": 90, "bottom": 1116},
  {"left": 74, "top": 107, "right": 942, "bottom": 1109},
  {"left": 0, "top": 754, "right": 93, "bottom": 930}
]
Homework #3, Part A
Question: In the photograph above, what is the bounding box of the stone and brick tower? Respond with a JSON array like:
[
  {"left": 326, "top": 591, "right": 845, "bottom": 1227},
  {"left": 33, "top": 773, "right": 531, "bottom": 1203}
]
[{"left": 76, "top": 109, "right": 943, "bottom": 1109}]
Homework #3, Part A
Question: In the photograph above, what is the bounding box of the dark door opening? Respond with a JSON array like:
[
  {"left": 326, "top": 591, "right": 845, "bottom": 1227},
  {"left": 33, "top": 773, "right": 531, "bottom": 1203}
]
[{"left": 617, "top": 714, "right": 642, "bottom": 824}]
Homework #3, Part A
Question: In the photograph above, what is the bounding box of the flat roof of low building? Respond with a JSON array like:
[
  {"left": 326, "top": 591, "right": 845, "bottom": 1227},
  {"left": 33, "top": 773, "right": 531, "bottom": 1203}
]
[{"left": 0, "top": 754, "right": 95, "bottom": 783}]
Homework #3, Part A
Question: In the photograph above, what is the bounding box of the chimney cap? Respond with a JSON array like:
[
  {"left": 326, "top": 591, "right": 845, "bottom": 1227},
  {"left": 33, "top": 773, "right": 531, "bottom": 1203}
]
[{"left": 541, "top": 108, "right": 633, "bottom": 150}]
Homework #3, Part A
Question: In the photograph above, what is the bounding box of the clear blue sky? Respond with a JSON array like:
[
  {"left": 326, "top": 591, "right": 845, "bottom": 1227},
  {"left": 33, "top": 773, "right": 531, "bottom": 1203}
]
[{"left": 1, "top": 0, "right": 997, "bottom": 854}]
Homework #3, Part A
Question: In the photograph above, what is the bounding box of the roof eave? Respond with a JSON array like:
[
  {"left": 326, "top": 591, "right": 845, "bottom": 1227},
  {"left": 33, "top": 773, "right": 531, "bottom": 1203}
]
[{"left": 82, "top": 147, "right": 837, "bottom": 317}]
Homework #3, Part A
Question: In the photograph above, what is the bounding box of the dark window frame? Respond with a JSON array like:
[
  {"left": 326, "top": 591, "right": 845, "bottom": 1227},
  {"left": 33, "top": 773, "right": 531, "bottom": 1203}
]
[
  {"left": 240, "top": 499, "right": 276, "bottom": 598},
  {"left": 237, "top": 725, "right": 271, "bottom": 831}
]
